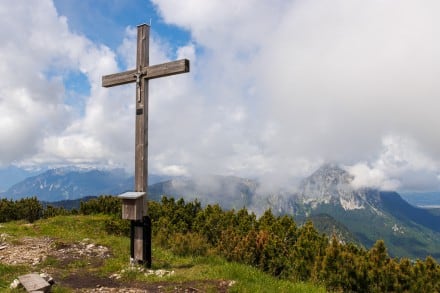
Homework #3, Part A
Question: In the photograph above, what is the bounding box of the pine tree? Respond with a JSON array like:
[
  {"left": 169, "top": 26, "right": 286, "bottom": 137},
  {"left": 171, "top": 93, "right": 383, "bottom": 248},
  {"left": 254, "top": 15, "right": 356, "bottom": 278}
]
[
  {"left": 291, "top": 221, "right": 327, "bottom": 281},
  {"left": 367, "top": 240, "right": 395, "bottom": 292},
  {"left": 318, "top": 236, "right": 344, "bottom": 291}
]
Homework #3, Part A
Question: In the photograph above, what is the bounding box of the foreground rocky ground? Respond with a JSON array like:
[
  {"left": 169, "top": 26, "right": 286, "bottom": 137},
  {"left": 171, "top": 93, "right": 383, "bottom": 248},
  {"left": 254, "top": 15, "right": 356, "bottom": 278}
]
[{"left": 0, "top": 231, "right": 233, "bottom": 292}]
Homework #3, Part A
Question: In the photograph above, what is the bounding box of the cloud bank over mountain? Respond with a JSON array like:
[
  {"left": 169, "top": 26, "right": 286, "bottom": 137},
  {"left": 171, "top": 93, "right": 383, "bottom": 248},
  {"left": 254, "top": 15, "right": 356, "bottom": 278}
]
[
  {"left": 0, "top": 0, "right": 439, "bottom": 192},
  {"left": 152, "top": 0, "right": 440, "bottom": 191}
]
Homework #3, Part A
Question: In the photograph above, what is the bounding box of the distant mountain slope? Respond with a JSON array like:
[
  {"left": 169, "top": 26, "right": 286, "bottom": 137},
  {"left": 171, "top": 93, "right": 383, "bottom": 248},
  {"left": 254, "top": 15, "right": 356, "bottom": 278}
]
[
  {"left": 283, "top": 164, "right": 440, "bottom": 260},
  {"left": 1, "top": 168, "right": 131, "bottom": 201},
  {"left": 379, "top": 191, "right": 440, "bottom": 233},
  {"left": 0, "top": 168, "right": 171, "bottom": 202},
  {"left": 0, "top": 166, "right": 42, "bottom": 192},
  {"left": 306, "top": 213, "right": 361, "bottom": 245},
  {"left": 149, "top": 175, "right": 257, "bottom": 209},
  {"left": 0, "top": 167, "right": 254, "bottom": 207}
]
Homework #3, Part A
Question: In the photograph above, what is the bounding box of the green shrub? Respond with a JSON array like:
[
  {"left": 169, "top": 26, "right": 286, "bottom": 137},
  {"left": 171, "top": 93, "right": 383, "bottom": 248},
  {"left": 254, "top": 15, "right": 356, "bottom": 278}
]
[
  {"left": 43, "top": 205, "right": 69, "bottom": 219},
  {"left": 104, "top": 216, "right": 130, "bottom": 236},
  {"left": 80, "top": 195, "right": 122, "bottom": 215},
  {"left": 169, "top": 232, "right": 210, "bottom": 257},
  {"left": 20, "top": 197, "right": 43, "bottom": 223}
]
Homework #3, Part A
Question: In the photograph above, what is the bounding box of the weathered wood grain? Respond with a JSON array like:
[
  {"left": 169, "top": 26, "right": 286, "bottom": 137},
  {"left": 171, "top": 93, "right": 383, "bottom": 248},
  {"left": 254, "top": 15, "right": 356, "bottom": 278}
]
[
  {"left": 102, "top": 59, "right": 190, "bottom": 87},
  {"left": 145, "top": 59, "right": 190, "bottom": 79},
  {"left": 134, "top": 226, "right": 144, "bottom": 261},
  {"left": 102, "top": 69, "right": 137, "bottom": 87}
]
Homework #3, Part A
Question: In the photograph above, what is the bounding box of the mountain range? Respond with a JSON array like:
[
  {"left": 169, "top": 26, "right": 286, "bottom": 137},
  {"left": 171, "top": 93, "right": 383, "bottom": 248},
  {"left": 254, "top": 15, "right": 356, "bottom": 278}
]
[
  {"left": 1, "top": 164, "right": 440, "bottom": 260},
  {"left": 0, "top": 167, "right": 170, "bottom": 202}
]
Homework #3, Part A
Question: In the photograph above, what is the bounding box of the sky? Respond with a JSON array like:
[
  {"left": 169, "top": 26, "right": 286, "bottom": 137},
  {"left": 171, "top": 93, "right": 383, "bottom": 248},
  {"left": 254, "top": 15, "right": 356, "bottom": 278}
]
[{"left": 0, "top": 0, "right": 439, "bottom": 193}]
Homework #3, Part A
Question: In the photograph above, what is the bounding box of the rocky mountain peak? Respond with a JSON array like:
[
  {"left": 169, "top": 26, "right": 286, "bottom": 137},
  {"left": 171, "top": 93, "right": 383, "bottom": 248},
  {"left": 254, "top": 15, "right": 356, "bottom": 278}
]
[
  {"left": 299, "top": 164, "right": 353, "bottom": 195},
  {"left": 296, "top": 164, "right": 365, "bottom": 210},
  {"left": 305, "top": 163, "right": 353, "bottom": 186}
]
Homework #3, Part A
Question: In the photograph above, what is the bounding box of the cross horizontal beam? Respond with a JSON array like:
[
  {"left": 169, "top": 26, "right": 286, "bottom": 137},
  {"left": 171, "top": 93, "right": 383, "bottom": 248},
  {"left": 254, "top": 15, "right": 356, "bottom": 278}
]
[{"left": 102, "top": 59, "right": 190, "bottom": 88}]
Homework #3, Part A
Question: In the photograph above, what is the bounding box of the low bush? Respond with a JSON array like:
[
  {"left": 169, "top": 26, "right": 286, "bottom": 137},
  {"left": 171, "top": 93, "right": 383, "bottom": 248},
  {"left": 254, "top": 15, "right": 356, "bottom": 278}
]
[
  {"left": 104, "top": 215, "right": 130, "bottom": 236},
  {"left": 169, "top": 232, "right": 209, "bottom": 257}
]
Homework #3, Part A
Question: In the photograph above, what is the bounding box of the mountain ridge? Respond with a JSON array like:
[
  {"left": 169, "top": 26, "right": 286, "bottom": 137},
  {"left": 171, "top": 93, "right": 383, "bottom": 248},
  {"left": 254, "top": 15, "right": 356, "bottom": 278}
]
[
  {"left": 0, "top": 168, "right": 171, "bottom": 202},
  {"left": 286, "top": 165, "right": 440, "bottom": 259},
  {"left": 2, "top": 164, "right": 440, "bottom": 260}
]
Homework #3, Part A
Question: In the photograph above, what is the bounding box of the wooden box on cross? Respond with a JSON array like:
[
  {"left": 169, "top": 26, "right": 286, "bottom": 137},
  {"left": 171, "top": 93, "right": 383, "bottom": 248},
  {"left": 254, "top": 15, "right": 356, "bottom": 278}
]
[{"left": 119, "top": 192, "right": 145, "bottom": 221}]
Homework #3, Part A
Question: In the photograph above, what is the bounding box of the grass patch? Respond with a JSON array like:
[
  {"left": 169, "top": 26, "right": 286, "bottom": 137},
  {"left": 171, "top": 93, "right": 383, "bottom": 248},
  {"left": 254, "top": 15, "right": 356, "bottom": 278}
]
[
  {"left": 0, "top": 215, "right": 325, "bottom": 292},
  {"left": 0, "top": 263, "right": 28, "bottom": 290}
]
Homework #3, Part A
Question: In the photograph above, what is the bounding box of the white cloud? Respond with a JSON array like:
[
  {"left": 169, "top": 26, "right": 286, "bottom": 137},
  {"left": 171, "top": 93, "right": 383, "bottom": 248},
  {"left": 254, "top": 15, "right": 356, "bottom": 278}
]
[
  {"left": 348, "top": 163, "right": 400, "bottom": 191},
  {"left": 150, "top": 0, "right": 440, "bottom": 189},
  {"left": 0, "top": 0, "right": 130, "bottom": 169},
  {"left": 348, "top": 136, "right": 440, "bottom": 191},
  {"left": 0, "top": 1, "right": 72, "bottom": 165},
  {"left": 1, "top": 0, "right": 439, "bottom": 193}
]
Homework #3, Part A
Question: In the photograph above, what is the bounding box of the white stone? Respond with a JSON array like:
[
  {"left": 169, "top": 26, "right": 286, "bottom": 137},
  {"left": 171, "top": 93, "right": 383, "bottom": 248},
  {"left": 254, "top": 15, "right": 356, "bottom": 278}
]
[{"left": 10, "top": 279, "right": 20, "bottom": 289}]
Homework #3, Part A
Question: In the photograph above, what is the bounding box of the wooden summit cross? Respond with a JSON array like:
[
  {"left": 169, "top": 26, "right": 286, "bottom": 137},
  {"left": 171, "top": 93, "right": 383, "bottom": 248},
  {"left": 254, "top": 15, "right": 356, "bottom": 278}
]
[{"left": 102, "top": 24, "right": 189, "bottom": 267}]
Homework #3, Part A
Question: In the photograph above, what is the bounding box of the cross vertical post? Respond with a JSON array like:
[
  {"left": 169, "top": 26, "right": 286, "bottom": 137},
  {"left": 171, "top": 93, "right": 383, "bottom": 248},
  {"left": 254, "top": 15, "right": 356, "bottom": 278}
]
[
  {"left": 134, "top": 25, "right": 150, "bottom": 267},
  {"left": 135, "top": 25, "right": 148, "bottom": 195},
  {"left": 102, "top": 24, "right": 190, "bottom": 267}
]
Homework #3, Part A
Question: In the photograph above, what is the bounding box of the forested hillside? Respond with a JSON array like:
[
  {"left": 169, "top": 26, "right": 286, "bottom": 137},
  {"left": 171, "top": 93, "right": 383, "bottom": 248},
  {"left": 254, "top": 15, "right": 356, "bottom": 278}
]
[{"left": 1, "top": 195, "right": 440, "bottom": 292}]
